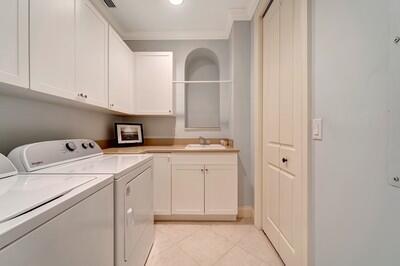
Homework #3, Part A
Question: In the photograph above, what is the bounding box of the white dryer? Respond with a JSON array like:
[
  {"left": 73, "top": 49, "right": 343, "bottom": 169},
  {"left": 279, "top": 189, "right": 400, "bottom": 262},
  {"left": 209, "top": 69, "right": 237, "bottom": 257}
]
[
  {"left": 8, "top": 139, "right": 154, "bottom": 266},
  {"left": 0, "top": 153, "right": 114, "bottom": 266}
]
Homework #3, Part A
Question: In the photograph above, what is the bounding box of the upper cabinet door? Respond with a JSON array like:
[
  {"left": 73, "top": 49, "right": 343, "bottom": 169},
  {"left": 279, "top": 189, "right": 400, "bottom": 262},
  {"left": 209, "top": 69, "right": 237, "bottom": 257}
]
[
  {"left": 133, "top": 52, "right": 173, "bottom": 115},
  {"left": 76, "top": 0, "right": 109, "bottom": 108},
  {"left": 0, "top": 0, "right": 29, "bottom": 89},
  {"left": 109, "top": 26, "right": 133, "bottom": 114},
  {"left": 30, "top": 0, "right": 76, "bottom": 99}
]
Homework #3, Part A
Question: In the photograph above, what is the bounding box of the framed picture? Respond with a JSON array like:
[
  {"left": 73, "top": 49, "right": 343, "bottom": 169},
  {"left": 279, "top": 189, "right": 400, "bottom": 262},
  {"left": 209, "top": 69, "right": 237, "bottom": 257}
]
[{"left": 115, "top": 123, "right": 144, "bottom": 146}]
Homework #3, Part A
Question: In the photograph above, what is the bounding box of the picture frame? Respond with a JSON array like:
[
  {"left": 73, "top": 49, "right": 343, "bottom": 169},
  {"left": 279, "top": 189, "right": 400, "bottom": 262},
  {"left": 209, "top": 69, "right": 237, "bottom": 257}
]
[{"left": 114, "top": 123, "right": 144, "bottom": 146}]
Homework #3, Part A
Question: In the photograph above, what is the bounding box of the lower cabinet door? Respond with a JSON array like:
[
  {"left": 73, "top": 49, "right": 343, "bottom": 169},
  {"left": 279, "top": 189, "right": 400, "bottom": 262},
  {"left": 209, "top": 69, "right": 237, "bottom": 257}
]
[
  {"left": 171, "top": 164, "right": 204, "bottom": 215},
  {"left": 205, "top": 164, "right": 238, "bottom": 215},
  {"left": 153, "top": 154, "right": 172, "bottom": 215}
]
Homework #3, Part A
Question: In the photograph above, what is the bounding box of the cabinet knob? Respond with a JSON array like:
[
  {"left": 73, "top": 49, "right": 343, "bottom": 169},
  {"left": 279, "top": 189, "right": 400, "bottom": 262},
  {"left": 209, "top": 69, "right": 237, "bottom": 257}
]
[
  {"left": 110, "top": 104, "right": 114, "bottom": 107},
  {"left": 201, "top": 168, "right": 204, "bottom": 172},
  {"left": 282, "top": 157, "right": 288, "bottom": 163}
]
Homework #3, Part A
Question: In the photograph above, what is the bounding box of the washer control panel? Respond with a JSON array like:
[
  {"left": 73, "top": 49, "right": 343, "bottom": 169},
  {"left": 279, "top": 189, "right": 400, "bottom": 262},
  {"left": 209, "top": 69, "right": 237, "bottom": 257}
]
[{"left": 8, "top": 139, "right": 103, "bottom": 172}]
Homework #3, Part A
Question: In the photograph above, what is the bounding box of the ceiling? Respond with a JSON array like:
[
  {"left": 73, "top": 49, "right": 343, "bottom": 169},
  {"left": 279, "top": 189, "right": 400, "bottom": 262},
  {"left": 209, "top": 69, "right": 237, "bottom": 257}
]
[{"left": 92, "top": 0, "right": 259, "bottom": 40}]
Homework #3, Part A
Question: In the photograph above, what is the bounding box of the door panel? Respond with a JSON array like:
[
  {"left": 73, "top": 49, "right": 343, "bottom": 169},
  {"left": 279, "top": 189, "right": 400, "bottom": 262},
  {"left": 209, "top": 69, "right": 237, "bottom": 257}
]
[
  {"left": 279, "top": 0, "right": 295, "bottom": 146},
  {"left": 279, "top": 170, "right": 294, "bottom": 244},
  {"left": 267, "top": 165, "right": 280, "bottom": 228},
  {"left": 171, "top": 164, "right": 204, "bottom": 215},
  {"left": 0, "top": 0, "right": 29, "bottom": 88},
  {"left": 30, "top": 0, "right": 76, "bottom": 99},
  {"left": 262, "top": 164, "right": 281, "bottom": 249},
  {"left": 263, "top": 0, "right": 280, "bottom": 148},
  {"left": 204, "top": 164, "right": 237, "bottom": 215},
  {"left": 76, "top": 0, "right": 108, "bottom": 108},
  {"left": 265, "top": 143, "right": 280, "bottom": 168}
]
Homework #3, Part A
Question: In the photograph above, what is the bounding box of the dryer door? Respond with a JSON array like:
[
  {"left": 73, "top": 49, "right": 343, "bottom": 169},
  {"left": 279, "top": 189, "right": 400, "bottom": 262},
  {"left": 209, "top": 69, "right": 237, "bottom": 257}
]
[{"left": 124, "top": 167, "right": 153, "bottom": 264}]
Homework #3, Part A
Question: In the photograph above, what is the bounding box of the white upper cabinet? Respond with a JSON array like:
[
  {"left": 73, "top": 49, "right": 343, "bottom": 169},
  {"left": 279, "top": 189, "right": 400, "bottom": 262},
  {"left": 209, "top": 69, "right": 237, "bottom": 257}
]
[
  {"left": 133, "top": 52, "right": 173, "bottom": 115},
  {"left": 30, "top": 0, "right": 76, "bottom": 99},
  {"left": 0, "top": 0, "right": 29, "bottom": 89},
  {"left": 108, "top": 26, "right": 133, "bottom": 113},
  {"left": 75, "top": 0, "right": 109, "bottom": 108}
]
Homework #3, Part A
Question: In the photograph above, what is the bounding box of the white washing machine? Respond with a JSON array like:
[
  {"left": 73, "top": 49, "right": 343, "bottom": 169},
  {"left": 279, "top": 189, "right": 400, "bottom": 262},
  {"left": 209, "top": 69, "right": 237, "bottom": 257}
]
[
  {"left": 0, "top": 153, "right": 114, "bottom": 266},
  {"left": 8, "top": 139, "right": 154, "bottom": 266}
]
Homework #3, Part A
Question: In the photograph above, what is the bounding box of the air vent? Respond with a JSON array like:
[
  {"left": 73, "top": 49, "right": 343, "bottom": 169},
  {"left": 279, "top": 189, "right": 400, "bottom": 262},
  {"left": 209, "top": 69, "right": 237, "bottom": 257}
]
[{"left": 104, "top": 0, "right": 116, "bottom": 8}]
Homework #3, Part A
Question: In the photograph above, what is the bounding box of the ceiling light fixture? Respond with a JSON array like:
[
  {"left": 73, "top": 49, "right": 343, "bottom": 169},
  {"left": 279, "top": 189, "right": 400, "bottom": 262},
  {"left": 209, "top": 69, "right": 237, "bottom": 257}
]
[{"left": 169, "top": 0, "right": 184, "bottom": 6}]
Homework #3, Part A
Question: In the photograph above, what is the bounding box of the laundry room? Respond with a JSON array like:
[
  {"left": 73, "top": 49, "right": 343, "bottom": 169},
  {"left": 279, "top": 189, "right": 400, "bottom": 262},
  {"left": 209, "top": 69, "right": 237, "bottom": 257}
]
[{"left": 1, "top": 0, "right": 400, "bottom": 265}]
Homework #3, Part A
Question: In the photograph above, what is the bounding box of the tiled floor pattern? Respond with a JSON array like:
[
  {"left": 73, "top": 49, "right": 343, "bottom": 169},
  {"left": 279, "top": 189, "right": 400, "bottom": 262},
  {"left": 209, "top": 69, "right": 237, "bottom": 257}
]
[{"left": 146, "top": 222, "right": 284, "bottom": 266}]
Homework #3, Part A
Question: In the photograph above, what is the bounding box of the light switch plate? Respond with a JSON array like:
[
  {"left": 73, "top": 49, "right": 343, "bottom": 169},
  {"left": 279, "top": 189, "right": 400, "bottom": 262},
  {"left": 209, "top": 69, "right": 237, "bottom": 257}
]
[{"left": 312, "top": 118, "right": 323, "bottom": 140}]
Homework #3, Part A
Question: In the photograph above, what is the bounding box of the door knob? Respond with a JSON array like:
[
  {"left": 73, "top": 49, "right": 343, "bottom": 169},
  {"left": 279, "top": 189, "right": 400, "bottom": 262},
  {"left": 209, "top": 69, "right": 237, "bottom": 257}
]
[{"left": 282, "top": 157, "right": 288, "bottom": 163}]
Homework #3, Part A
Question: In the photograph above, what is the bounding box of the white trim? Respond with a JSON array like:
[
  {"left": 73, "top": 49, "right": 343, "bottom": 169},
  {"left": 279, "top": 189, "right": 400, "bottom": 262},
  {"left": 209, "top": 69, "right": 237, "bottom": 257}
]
[{"left": 123, "top": 30, "right": 230, "bottom": 41}]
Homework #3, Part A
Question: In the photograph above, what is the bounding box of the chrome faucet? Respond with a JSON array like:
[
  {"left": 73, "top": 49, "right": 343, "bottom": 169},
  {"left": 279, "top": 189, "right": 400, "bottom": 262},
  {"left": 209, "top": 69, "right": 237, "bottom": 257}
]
[{"left": 199, "top": 136, "right": 210, "bottom": 145}]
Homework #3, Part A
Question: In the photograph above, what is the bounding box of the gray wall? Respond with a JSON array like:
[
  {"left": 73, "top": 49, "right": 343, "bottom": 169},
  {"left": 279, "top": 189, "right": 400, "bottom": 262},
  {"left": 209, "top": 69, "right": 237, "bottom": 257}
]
[
  {"left": 230, "top": 21, "right": 253, "bottom": 207},
  {"left": 127, "top": 25, "right": 253, "bottom": 208},
  {"left": 311, "top": 0, "right": 400, "bottom": 265},
  {"left": 0, "top": 93, "right": 119, "bottom": 155},
  {"left": 126, "top": 39, "right": 232, "bottom": 139}
]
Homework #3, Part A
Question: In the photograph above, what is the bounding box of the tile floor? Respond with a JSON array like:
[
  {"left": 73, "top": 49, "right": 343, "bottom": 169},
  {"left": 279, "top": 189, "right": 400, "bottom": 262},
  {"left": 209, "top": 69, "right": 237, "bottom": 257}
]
[{"left": 146, "top": 221, "right": 284, "bottom": 266}]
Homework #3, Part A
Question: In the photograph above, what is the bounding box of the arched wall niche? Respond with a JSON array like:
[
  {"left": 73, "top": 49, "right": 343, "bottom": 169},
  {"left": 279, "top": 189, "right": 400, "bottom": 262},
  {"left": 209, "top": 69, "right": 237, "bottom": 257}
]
[{"left": 184, "top": 48, "right": 221, "bottom": 129}]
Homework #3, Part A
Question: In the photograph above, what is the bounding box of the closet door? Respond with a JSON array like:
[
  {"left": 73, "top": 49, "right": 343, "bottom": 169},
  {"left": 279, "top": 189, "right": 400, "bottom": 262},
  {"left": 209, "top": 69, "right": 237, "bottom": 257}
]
[
  {"left": 76, "top": 0, "right": 109, "bottom": 108},
  {"left": 30, "top": 0, "right": 76, "bottom": 99},
  {"left": 262, "top": 0, "right": 282, "bottom": 251},
  {"left": 262, "top": 0, "right": 303, "bottom": 265},
  {"left": 0, "top": 0, "right": 29, "bottom": 89}
]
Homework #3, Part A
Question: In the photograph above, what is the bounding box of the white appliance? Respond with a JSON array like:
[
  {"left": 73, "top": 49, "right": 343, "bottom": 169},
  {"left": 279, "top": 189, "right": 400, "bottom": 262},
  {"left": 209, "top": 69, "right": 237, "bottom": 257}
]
[
  {"left": 8, "top": 139, "right": 154, "bottom": 266},
  {"left": 0, "top": 153, "right": 114, "bottom": 266}
]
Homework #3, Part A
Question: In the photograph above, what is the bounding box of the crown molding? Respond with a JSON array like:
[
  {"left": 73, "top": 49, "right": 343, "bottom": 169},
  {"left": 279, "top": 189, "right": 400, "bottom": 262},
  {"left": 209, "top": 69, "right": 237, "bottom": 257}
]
[
  {"left": 123, "top": 30, "right": 230, "bottom": 41},
  {"left": 121, "top": 0, "right": 260, "bottom": 40}
]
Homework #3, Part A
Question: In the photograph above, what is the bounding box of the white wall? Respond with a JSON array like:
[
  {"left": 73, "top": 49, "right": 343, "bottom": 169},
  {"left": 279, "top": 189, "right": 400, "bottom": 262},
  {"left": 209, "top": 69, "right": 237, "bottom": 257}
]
[
  {"left": 0, "top": 93, "right": 119, "bottom": 154},
  {"left": 230, "top": 21, "right": 253, "bottom": 207},
  {"left": 312, "top": 0, "right": 400, "bottom": 265}
]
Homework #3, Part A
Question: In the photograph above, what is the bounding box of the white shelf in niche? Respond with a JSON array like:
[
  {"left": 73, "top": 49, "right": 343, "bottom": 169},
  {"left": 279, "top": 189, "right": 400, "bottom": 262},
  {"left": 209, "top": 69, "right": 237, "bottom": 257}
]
[{"left": 173, "top": 80, "right": 232, "bottom": 84}]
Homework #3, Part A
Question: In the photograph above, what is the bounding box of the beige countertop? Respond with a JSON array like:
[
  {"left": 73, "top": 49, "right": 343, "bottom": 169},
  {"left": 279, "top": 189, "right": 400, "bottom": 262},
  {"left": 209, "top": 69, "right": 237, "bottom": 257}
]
[{"left": 103, "top": 145, "right": 239, "bottom": 154}]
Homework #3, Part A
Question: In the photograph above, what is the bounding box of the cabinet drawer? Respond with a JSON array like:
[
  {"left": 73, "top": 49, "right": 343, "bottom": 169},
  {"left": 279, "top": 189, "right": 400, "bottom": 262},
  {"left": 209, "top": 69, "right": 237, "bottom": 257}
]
[{"left": 171, "top": 153, "right": 237, "bottom": 165}]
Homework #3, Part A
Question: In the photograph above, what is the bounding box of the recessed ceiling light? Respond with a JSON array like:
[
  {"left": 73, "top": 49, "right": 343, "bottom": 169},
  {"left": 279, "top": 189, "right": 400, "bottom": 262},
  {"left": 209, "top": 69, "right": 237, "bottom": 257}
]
[{"left": 169, "top": 0, "right": 184, "bottom": 6}]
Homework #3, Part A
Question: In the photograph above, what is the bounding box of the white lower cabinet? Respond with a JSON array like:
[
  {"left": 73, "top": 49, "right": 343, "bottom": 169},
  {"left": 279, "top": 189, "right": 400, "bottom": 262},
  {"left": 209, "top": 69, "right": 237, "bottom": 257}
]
[
  {"left": 152, "top": 154, "right": 172, "bottom": 215},
  {"left": 171, "top": 164, "right": 205, "bottom": 215},
  {"left": 205, "top": 165, "right": 238, "bottom": 215},
  {"left": 152, "top": 153, "right": 238, "bottom": 219}
]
